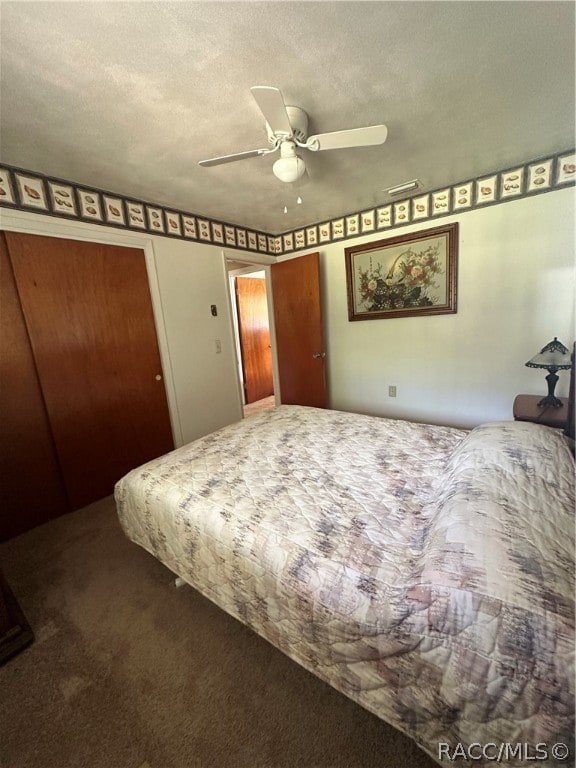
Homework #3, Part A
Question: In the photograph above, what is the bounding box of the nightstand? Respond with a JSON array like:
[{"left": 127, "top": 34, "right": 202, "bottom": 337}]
[{"left": 513, "top": 394, "right": 569, "bottom": 429}]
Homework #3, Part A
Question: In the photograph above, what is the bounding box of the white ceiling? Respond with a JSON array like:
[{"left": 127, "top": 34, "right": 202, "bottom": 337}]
[{"left": 1, "top": 1, "right": 574, "bottom": 234}]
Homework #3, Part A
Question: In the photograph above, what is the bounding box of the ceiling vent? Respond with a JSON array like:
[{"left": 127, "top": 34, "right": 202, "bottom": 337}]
[{"left": 385, "top": 179, "right": 420, "bottom": 196}]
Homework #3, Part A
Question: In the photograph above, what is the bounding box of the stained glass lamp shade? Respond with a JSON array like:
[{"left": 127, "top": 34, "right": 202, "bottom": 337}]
[{"left": 525, "top": 337, "right": 571, "bottom": 408}]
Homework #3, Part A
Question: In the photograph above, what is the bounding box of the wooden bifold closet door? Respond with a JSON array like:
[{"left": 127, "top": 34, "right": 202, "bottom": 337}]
[
  {"left": 0, "top": 232, "right": 174, "bottom": 539},
  {"left": 0, "top": 233, "right": 69, "bottom": 537}
]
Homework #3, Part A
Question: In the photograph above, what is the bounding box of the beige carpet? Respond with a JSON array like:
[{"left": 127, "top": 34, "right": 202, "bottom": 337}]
[
  {"left": 0, "top": 497, "right": 436, "bottom": 768},
  {"left": 243, "top": 396, "right": 276, "bottom": 419}
]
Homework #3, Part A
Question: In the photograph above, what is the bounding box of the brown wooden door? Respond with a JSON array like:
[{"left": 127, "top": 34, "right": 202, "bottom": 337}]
[
  {"left": 271, "top": 252, "right": 326, "bottom": 408},
  {"left": 0, "top": 234, "right": 69, "bottom": 540},
  {"left": 236, "top": 276, "right": 274, "bottom": 404},
  {"left": 4, "top": 233, "right": 174, "bottom": 511}
]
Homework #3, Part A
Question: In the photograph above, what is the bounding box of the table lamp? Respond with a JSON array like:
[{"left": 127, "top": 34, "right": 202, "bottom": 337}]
[{"left": 525, "top": 337, "right": 571, "bottom": 408}]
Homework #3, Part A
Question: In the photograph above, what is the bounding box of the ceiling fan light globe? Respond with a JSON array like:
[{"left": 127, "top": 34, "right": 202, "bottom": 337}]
[{"left": 273, "top": 155, "right": 306, "bottom": 183}]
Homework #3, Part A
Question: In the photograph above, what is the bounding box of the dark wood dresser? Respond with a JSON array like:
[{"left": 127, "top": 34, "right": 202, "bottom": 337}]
[{"left": 0, "top": 569, "right": 33, "bottom": 665}]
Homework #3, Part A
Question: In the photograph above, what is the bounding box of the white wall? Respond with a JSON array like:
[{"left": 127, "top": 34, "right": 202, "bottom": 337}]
[
  {"left": 151, "top": 238, "right": 243, "bottom": 442},
  {"left": 315, "top": 187, "right": 575, "bottom": 428}
]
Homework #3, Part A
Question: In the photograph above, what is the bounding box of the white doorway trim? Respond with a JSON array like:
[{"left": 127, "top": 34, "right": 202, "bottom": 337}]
[{"left": 221, "top": 251, "right": 280, "bottom": 414}]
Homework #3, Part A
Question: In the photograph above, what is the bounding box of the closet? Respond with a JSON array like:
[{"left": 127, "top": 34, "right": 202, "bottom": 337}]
[{"left": 0, "top": 232, "right": 174, "bottom": 541}]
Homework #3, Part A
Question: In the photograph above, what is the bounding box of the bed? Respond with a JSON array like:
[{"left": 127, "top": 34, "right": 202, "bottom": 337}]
[{"left": 115, "top": 401, "right": 574, "bottom": 767}]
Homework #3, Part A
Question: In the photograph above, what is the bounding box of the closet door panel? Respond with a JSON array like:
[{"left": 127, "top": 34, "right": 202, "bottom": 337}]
[
  {"left": 5, "top": 233, "right": 174, "bottom": 510},
  {"left": 0, "top": 234, "right": 69, "bottom": 540}
]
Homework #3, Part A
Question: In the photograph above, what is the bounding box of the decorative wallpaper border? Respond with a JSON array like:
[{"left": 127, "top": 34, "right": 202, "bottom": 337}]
[
  {"left": 272, "top": 148, "right": 576, "bottom": 255},
  {"left": 0, "top": 165, "right": 273, "bottom": 255},
  {"left": 0, "top": 149, "right": 574, "bottom": 256}
]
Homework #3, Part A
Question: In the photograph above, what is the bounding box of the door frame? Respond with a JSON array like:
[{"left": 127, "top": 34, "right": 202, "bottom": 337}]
[
  {"left": 222, "top": 252, "right": 280, "bottom": 414},
  {"left": 0, "top": 208, "right": 182, "bottom": 445}
]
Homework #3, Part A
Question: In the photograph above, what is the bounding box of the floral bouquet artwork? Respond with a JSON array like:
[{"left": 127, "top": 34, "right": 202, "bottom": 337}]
[
  {"left": 345, "top": 224, "right": 458, "bottom": 320},
  {"left": 358, "top": 244, "right": 442, "bottom": 312}
]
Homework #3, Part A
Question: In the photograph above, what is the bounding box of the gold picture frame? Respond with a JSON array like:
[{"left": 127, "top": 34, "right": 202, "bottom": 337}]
[{"left": 345, "top": 223, "right": 458, "bottom": 321}]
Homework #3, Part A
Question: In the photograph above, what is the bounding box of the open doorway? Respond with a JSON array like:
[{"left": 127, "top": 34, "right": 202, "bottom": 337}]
[{"left": 227, "top": 262, "right": 276, "bottom": 419}]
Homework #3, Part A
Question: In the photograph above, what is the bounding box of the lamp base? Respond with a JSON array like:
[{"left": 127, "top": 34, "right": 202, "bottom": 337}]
[
  {"left": 538, "top": 370, "right": 563, "bottom": 408},
  {"left": 537, "top": 394, "right": 565, "bottom": 409}
]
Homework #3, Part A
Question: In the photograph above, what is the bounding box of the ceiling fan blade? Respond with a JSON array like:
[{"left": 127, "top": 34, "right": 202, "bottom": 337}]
[
  {"left": 199, "top": 148, "right": 269, "bottom": 167},
  {"left": 307, "top": 124, "right": 388, "bottom": 151},
  {"left": 250, "top": 86, "right": 293, "bottom": 136}
]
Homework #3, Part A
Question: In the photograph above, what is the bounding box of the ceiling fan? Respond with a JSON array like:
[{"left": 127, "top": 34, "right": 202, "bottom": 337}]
[{"left": 198, "top": 86, "right": 388, "bottom": 183}]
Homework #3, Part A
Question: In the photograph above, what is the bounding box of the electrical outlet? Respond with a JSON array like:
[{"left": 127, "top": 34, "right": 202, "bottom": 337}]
[
  {"left": 215, "top": 339, "right": 222, "bottom": 354},
  {"left": 388, "top": 385, "right": 397, "bottom": 397}
]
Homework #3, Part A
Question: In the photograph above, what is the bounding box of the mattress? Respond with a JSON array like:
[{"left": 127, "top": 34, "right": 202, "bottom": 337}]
[{"left": 115, "top": 405, "right": 575, "bottom": 767}]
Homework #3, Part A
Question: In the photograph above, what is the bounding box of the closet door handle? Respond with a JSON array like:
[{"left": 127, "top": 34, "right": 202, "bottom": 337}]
[
  {"left": 312, "top": 352, "right": 326, "bottom": 359},
  {"left": 155, "top": 374, "right": 163, "bottom": 381}
]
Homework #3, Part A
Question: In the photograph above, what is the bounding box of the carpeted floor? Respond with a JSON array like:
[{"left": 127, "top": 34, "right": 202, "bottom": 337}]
[
  {"left": 0, "top": 497, "right": 437, "bottom": 768},
  {"left": 243, "top": 396, "right": 276, "bottom": 419}
]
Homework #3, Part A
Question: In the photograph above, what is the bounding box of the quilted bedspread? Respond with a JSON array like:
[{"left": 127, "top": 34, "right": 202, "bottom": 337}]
[{"left": 115, "top": 405, "right": 575, "bottom": 766}]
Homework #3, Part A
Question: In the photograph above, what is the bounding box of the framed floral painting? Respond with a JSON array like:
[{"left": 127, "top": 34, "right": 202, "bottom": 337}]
[{"left": 345, "top": 223, "right": 458, "bottom": 320}]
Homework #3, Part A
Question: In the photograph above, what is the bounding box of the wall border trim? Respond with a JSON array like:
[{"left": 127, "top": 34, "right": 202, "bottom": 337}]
[{"left": 1, "top": 149, "right": 574, "bottom": 256}]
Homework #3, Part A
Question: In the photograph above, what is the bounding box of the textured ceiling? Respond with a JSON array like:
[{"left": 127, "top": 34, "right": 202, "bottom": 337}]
[{"left": 1, "top": 1, "right": 574, "bottom": 234}]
